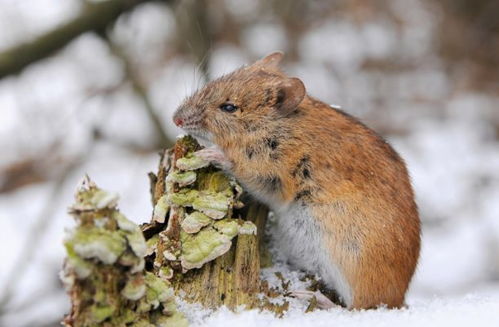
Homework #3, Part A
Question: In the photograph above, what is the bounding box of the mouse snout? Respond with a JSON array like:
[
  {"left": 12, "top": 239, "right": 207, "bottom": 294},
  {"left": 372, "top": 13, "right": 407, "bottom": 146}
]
[
  {"left": 172, "top": 109, "right": 185, "bottom": 127},
  {"left": 173, "top": 106, "right": 204, "bottom": 131},
  {"left": 174, "top": 117, "right": 184, "bottom": 127}
]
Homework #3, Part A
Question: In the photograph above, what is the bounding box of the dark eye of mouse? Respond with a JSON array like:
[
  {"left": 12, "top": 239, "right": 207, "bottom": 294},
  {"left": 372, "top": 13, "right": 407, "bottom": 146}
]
[{"left": 219, "top": 103, "right": 238, "bottom": 113}]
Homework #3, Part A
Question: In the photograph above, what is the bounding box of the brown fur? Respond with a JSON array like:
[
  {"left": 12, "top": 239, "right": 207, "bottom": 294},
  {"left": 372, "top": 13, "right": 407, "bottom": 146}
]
[{"left": 173, "top": 52, "right": 421, "bottom": 309}]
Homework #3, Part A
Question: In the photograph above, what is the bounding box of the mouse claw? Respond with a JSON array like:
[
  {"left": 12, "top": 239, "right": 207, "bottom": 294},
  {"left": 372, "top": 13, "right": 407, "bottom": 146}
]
[
  {"left": 290, "top": 290, "right": 336, "bottom": 310},
  {"left": 194, "top": 147, "right": 233, "bottom": 171}
]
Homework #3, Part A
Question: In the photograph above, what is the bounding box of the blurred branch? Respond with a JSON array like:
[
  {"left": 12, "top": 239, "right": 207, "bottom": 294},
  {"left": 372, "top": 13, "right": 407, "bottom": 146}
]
[
  {"left": 0, "top": 0, "right": 166, "bottom": 78},
  {"left": 0, "top": 157, "right": 82, "bottom": 315},
  {"left": 0, "top": 141, "right": 69, "bottom": 194},
  {"left": 105, "top": 38, "right": 173, "bottom": 148},
  {"left": 0, "top": 158, "right": 49, "bottom": 193}
]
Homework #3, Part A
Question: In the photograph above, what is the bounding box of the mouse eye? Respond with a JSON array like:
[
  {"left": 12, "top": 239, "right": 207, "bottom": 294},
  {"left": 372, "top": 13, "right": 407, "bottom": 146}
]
[{"left": 219, "top": 103, "right": 238, "bottom": 113}]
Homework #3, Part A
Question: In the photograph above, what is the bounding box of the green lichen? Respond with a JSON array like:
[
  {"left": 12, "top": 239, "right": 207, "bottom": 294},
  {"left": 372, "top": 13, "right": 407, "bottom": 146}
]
[
  {"left": 152, "top": 194, "right": 170, "bottom": 223},
  {"left": 163, "top": 249, "right": 177, "bottom": 261},
  {"left": 168, "top": 171, "right": 197, "bottom": 187},
  {"left": 144, "top": 272, "right": 174, "bottom": 308},
  {"left": 176, "top": 154, "right": 209, "bottom": 171},
  {"left": 192, "top": 192, "right": 230, "bottom": 219},
  {"left": 131, "top": 320, "right": 155, "bottom": 327},
  {"left": 146, "top": 234, "right": 159, "bottom": 256},
  {"left": 120, "top": 253, "right": 145, "bottom": 274},
  {"left": 72, "top": 186, "right": 119, "bottom": 211},
  {"left": 197, "top": 171, "right": 231, "bottom": 192},
  {"left": 113, "top": 212, "right": 147, "bottom": 257},
  {"left": 89, "top": 304, "right": 115, "bottom": 323},
  {"left": 167, "top": 189, "right": 231, "bottom": 219},
  {"left": 181, "top": 211, "right": 212, "bottom": 233},
  {"left": 120, "top": 308, "right": 137, "bottom": 325},
  {"left": 167, "top": 189, "right": 199, "bottom": 207},
  {"left": 66, "top": 256, "right": 92, "bottom": 279},
  {"left": 121, "top": 274, "right": 146, "bottom": 301},
  {"left": 70, "top": 227, "right": 127, "bottom": 264},
  {"left": 214, "top": 220, "right": 240, "bottom": 238},
  {"left": 162, "top": 300, "right": 178, "bottom": 315},
  {"left": 155, "top": 312, "right": 189, "bottom": 327},
  {"left": 127, "top": 230, "right": 148, "bottom": 259},
  {"left": 159, "top": 266, "right": 174, "bottom": 280},
  {"left": 180, "top": 229, "right": 233, "bottom": 270},
  {"left": 114, "top": 211, "right": 137, "bottom": 232},
  {"left": 64, "top": 243, "right": 92, "bottom": 279}
]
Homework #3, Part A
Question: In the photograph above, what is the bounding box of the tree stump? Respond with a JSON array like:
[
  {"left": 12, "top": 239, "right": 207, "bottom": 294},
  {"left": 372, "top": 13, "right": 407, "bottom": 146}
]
[{"left": 143, "top": 135, "right": 271, "bottom": 310}]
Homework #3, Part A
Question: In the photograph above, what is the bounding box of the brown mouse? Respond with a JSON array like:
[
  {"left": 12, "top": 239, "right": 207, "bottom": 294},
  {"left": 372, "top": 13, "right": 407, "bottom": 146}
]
[{"left": 172, "top": 52, "right": 420, "bottom": 310}]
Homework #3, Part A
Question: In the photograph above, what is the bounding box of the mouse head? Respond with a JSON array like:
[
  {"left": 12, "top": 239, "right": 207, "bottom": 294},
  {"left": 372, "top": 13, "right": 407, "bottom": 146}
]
[{"left": 173, "top": 52, "right": 306, "bottom": 144}]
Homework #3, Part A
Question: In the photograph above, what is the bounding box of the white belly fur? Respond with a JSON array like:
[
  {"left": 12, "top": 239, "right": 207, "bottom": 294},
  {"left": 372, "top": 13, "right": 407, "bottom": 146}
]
[{"left": 274, "top": 204, "right": 353, "bottom": 307}]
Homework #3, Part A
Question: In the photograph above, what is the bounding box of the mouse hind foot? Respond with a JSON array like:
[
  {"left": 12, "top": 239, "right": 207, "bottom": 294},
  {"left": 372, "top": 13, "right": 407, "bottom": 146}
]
[{"left": 290, "top": 290, "right": 338, "bottom": 309}]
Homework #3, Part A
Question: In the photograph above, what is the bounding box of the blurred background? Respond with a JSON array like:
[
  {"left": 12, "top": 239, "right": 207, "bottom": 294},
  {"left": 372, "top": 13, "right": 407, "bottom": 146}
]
[{"left": 0, "top": 0, "right": 498, "bottom": 325}]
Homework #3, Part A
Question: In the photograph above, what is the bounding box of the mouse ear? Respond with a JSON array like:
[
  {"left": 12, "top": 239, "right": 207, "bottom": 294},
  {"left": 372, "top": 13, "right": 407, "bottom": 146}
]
[
  {"left": 253, "top": 51, "right": 284, "bottom": 70},
  {"left": 275, "top": 77, "right": 306, "bottom": 114}
]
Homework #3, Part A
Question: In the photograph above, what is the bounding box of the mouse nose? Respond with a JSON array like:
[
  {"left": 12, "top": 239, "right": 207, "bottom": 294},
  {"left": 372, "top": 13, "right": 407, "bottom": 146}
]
[{"left": 174, "top": 117, "right": 184, "bottom": 127}]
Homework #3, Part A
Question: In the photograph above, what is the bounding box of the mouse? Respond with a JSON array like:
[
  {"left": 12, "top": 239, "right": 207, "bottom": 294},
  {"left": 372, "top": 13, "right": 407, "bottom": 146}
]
[{"left": 172, "top": 52, "right": 420, "bottom": 310}]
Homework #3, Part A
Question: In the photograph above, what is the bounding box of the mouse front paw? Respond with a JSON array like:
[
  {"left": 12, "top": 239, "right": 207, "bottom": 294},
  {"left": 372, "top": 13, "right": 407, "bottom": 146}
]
[{"left": 194, "top": 147, "right": 233, "bottom": 171}]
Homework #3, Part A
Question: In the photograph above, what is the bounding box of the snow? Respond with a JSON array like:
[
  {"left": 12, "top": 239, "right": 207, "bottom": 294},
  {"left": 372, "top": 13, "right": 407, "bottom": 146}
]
[
  {"left": 112, "top": 2, "right": 177, "bottom": 66},
  {"left": 242, "top": 23, "right": 289, "bottom": 58},
  {"left": 184, "top": 296, "right": 499, "bottom": 327},
  {"left": 0, "top": 0, "right": 81, "bottom": 51},
  {"left": 299, "top": 21, "right": 366, "bottom": 71}
]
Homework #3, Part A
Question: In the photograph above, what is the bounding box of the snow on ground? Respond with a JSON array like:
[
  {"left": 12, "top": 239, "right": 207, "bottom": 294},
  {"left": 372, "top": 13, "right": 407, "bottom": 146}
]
[{"left": 182, "top": 295, "right": 499, "bottom": 327}]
